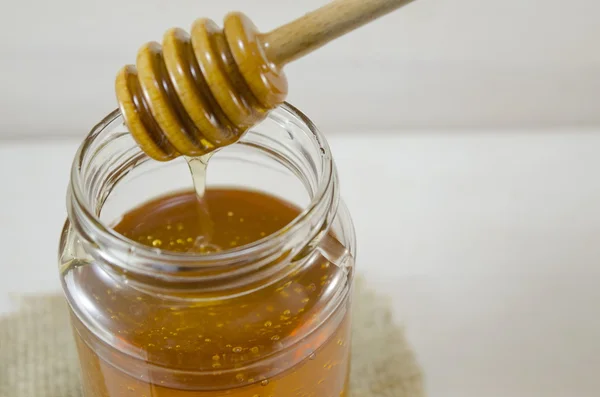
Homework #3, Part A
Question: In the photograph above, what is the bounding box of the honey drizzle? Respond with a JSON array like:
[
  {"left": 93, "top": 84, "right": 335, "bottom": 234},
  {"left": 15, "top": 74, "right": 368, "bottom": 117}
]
[{"left": 184, "top": 154, "right": 215, "bottom": 248}]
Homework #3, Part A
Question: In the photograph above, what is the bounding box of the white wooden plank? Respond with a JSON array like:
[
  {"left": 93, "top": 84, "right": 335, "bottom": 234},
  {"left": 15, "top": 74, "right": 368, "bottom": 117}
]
[{"left": 1, "top": 0, "right": 600, "bottom": 137}]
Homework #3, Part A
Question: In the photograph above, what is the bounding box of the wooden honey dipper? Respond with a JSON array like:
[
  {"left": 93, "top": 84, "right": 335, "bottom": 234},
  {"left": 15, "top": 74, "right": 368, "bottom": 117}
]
[{"left": 116, "top": 0, "right": 415, "bottom": 161}]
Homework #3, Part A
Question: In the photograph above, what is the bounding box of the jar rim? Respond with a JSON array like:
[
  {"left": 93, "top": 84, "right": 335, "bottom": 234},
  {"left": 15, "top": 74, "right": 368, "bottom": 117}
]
[{"left": 69, "top": 103, "right": 337, "bottom": 274}]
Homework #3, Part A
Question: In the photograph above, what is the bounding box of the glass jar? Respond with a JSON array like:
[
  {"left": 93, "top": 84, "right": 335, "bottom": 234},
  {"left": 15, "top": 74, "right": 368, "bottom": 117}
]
[{"left": 58, "top": 103, "right": 356, "bottom": 397}]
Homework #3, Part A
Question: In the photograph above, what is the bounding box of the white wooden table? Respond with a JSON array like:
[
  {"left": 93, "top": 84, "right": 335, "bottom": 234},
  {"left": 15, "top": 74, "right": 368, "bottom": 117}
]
[{"left": 1, "top": 130, "right": 600, "bottom": 397}]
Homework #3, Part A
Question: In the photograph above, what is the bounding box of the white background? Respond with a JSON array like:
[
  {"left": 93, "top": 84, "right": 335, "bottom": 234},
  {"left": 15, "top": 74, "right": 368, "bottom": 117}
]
[
  {"left": 1, "top": 0, "right": 600, "bottom": 138},
  {"left": 1, "top": 0, "right": 600, "bottom": 396}
]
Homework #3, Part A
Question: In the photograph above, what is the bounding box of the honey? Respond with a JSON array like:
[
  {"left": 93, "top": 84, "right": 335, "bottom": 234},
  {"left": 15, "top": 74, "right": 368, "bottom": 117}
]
[
  {"left": 69, "top": 188, "right": 351, "bottom": 396},
  {"left": 115, "top": 188, "right": 299, "bottom": 253}
]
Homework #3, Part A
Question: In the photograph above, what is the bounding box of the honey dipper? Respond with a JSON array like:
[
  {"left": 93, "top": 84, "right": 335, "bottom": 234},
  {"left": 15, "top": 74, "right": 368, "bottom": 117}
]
[{"left": 116, "top": 0, "right": 415, "bottom": 161}]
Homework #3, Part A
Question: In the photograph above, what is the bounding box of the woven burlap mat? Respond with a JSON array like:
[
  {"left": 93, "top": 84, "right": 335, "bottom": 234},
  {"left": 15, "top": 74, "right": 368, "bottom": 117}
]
[{"left": 0, "top": 277, "right": 424, "bottom": 397}]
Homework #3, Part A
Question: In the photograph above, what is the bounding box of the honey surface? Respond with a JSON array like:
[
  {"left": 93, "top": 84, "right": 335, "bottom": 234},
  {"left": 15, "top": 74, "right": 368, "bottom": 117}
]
[
  {"left": 115, "top": 188, "right": 298, "bottom": 253},
  {"left": 71, "top": 188, "right": 350, "bottom": 397}
]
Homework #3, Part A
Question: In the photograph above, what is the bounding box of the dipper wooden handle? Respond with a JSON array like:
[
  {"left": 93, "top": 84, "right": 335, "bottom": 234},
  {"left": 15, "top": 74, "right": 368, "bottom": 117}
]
[{"left": 116, "top": 0, "right": 415, "bottom": 161}]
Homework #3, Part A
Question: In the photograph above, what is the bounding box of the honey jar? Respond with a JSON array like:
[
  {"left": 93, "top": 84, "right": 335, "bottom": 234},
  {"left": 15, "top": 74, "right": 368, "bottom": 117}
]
[{"left": 58, "top": 103, "right": 356, "bottom": 396}]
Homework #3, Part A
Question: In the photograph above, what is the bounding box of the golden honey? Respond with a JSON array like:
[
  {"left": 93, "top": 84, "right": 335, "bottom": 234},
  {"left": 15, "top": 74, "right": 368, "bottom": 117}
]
[{"left": 69, "top": 189, "right": 350, "bottom": 396}]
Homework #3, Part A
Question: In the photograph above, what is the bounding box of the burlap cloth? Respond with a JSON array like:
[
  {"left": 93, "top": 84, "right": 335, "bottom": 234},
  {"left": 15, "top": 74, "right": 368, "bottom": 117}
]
[{"left": 0, "top": 277, "right": 424, "bottom": 397}]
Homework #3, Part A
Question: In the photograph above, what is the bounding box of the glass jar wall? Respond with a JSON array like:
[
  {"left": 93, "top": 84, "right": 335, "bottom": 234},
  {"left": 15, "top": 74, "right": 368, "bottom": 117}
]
[{"left": 59, "top": 104, "right": 356, "bottom": 396}]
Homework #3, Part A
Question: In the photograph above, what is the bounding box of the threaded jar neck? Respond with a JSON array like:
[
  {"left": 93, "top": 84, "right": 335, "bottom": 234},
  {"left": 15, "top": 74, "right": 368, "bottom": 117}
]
[{"left": 66, "top": 103, "right": 339, "bottom": 292}]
